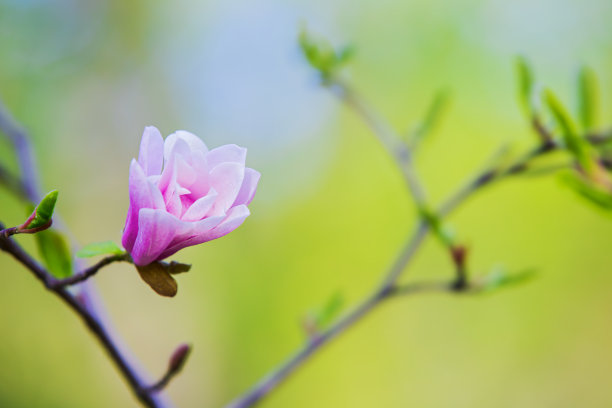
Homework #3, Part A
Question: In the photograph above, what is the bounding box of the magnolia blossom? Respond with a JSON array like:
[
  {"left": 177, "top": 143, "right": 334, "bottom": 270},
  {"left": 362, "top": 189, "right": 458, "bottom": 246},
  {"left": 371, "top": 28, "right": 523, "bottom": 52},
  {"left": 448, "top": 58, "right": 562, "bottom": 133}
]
[{"left": 122, "top": 126, "right": 260, "bottom": 266}]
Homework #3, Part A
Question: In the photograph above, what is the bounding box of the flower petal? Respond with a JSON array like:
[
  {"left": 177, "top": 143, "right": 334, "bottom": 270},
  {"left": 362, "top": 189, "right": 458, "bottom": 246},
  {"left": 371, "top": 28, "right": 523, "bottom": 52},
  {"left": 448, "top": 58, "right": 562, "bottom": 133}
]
[
  {"left": 122, "top": 159, "right": 155, "bottom": 252},
  {"left": 163, "top": 135, "right": 191, "bottom": 163},
  {"left": 176, "top": 155, "right": 197, "bottom": 188},
  {"left": 122, "top": 204, "right": 137, "bottom": 253},
  {"left": 138, "top": 126, "right": 164, "bottom": 176},
  {"left": 164, "top": 130, "right": 207, "bottom": 162},
  {"left": 204, "top": 204, "right": 250, "bottom": 241},
  {"left": 130, "top": 209, "right": 191, "bottom": 266},
  {"left": 148, "top": 179, "right": 166, "bottom": 210},
  {"left": 129, "top": 160, "right": 154, "bottom": 208},
  {"left": 158, "top": 157, "right": 184, "bottom": 217},
  {"left": 182, "top": 189, "right": 218, "bottom": 221},
  {"left": 233, "top": 168, "right": 260, "bottom": 206},
  {"left": 208, "top": 162, "right": 245, "bottom": 216},
  {"left": 206, "top": 144, "right": 246, "bottom": 169},
  {"left": 156, "top": 214, "right": 225, "bottom": 260},
  {"left": 187, "top": 150, "right": 210, "bottom": 197},
  {"left": 175, "top": 130, "right": 208, "bottom": 154}
]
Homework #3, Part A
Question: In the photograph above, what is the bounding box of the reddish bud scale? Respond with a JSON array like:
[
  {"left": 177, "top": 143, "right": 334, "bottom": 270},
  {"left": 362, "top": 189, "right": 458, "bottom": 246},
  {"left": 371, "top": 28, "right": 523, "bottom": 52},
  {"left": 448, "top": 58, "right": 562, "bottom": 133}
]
[
  {"left": 168, "top": 343, "right": 191, "bottom": 374},
  {"left": 451, "top": 245, "right": 468, "bottom": 268}
]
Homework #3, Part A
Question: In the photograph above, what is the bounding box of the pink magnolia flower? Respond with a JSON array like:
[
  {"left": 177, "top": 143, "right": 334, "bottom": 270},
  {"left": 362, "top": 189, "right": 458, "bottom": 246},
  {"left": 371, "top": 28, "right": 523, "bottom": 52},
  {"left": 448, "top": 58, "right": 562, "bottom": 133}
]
[{"left": 122, "top": 126, "right": 260, "bottom": 266}]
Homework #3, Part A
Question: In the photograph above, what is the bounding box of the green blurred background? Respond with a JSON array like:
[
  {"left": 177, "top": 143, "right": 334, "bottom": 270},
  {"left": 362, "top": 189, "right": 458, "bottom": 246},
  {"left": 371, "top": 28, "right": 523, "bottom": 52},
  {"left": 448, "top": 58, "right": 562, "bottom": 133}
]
[{"left": 1, "top": 0, "right": 612, "bottom": 407}]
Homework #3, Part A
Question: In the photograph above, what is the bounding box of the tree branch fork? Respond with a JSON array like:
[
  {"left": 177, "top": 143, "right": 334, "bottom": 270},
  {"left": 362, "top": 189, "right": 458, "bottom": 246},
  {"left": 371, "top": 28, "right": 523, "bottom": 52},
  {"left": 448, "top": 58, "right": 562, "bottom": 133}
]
[
  {"left": 224, "top": 72, "right": 573, "bottom": 407},
  {"left": 0, "top": 225, "right": 190, "bottom": 406},
  {"left": 0, "top": 77, "right": 576, "bottom": 408}
]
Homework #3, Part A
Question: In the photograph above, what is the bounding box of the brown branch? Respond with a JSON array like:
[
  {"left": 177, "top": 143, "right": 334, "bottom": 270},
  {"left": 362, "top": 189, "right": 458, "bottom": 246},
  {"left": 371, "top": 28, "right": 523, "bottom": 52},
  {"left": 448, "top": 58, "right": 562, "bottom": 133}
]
[
  {"left": 1, "top": 226, "right": 17, "bottom": 238},
  {"left": 225, "top": 77, "right": 565, "bottom": 407},
  {"left": 0, "top": 230, "right": 160, "bottom": 407},
  {"left": 226, "top": 265, "right": 474, "bottom": 408},
  {"left": 586, "top": 129, "right": 612, "bottom": 145}
]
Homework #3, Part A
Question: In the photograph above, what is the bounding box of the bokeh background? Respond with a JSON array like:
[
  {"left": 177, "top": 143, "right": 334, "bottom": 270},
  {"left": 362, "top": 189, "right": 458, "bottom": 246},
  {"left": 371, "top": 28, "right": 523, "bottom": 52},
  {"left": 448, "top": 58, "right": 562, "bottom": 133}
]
[{"left": 1, "top": 0, "right": 612, "bottom": 407}]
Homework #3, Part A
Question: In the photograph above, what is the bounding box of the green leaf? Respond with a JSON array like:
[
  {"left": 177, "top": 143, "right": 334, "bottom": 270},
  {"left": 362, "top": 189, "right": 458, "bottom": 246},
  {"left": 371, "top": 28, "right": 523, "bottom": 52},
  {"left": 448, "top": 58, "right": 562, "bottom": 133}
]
[
  {"left": 577, "top": 66, "right": 600, "bottom": 132},
  {"left": 25, "top": 190, "right": 58, "bottom": 229},
  {"left": 411, "top": 89, "right": 450, "bottom": 143},
  {"left": 35, "top": 228, "right": 72, "bottom": 279},
  {"left": 561, "top": 172, "right": 612, "bottom": 211},
  {"left": 76, "top": 241, "right": 125, "bottom": 258},
  {"left": 314, "top": 291, "right": 344, "bottom": 330},
  {"left": 298, "top": 26, "right": 354, "bottom": 78},
  {"left": 544, "top": 90, "right": 593, "bottom": 172},
  {"left": 299, "top": 28, "right": 320, "bottom": 67},
  {"left": 136, "top": 262, "right": 178, "bottom": 297},
  {"left": 481, "top": 266, "right": 536, "bottom": 293},
  {"left": 515, "top": 56, "right": 535, "bottom": 116},
  {"left": 335, "top": 45, "right": 355, "bottom": 65}
]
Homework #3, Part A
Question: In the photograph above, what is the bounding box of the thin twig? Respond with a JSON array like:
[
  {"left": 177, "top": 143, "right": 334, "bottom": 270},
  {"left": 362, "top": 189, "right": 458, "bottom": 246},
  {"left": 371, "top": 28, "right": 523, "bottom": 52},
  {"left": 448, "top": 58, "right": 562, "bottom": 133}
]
[
  {"left": 531, "top": 116, "right": 554, "bottom": 144},
  {"left": 586, "top": 130, "right": 612, "bottom": 145},
  {"left": 0, "top": 100, "right": 41, "bottom": 202},
  {"left": 147, "top": 371, "right": 176, "bottom": 394},
  {"left": 225, "top": 262, "right": 471, "bottom": 408},
  {"left": 146, "top": 344, "right": 192, "bottom": 394},
  {"left": 327, "top": 78, "right": 474, "bottom": 290},
  {"left": 390, "top": 280, "right": 457, "bottom": 297},
  {"left": 0, "top": 163, "right": 28, "bottom": 200},
  {"left": 1, "top": 226, "right": 17, "bottom": 238},
  {"left": 225, "top": 81, "right": 563, "bottom": 408},
  {"left": 225, "top": 288, "right": 391, "bottom": 408},
  {"left": 0, "top": 231, "right": 159, "bottom": 407},
  {"left": 51, "top": 253, "right": 130, "bottom": 289},
  {"left": 226, "top": 143, "right": 547, "bottom": 407},
  {"left": 439, "top": 141, "right": 557, "bottom": 217},
  {"left": 327, "top": 78, "right": 428, "bottom": 206}
]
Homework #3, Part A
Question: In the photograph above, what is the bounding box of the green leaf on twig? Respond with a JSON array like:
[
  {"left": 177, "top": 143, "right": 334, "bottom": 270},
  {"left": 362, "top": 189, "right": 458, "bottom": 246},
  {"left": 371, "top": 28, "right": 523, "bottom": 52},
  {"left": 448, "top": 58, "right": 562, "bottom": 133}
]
[
  {"left": 480, "top": 266, "right": 536, "bottom": 293},
  {"left": 77, "top": 241, "right": 125, "bottom": 258},
  {"left": 299, "top": 26, "right": 354, "bottom": 78},
  {"left": 35, "top": 228, "right": 72, "bottom": 278},
  {"left": 410, "top": 89, "right": 450, "bottom": 144},
  {"left": 23, "top": 190, "right": 58, "bottom": 230},
  {"left": 314, "top": 291, "right": 344, "bottom": 330},
  {"left": 544, "top": 90, "right": 594, "bottom": 172},
  {"left": 515, "top": 56, "right": 535, "bottom": 116},
  {"left": 577, "top": 66, "right": 600, "bottom": 132},
  {"left": 136, "top": 262, "right": 178, "bottom": 297},
  {"left": 561, "top": 171, "right": 612, "bottom": 211},
  {"left": 304, "top": 292, "right": 344, "bottom": 335}
]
